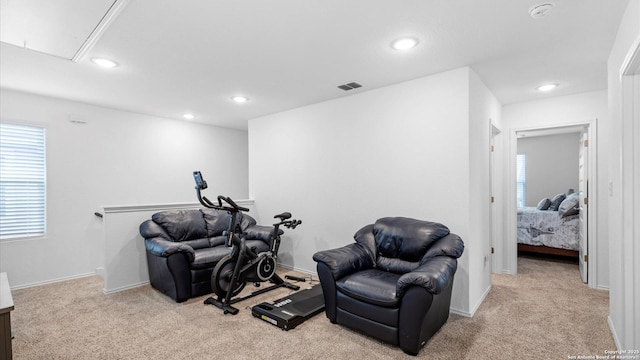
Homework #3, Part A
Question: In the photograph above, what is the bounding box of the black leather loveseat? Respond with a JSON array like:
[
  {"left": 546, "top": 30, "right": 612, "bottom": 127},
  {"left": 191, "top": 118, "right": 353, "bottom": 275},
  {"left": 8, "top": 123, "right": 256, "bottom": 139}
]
[
  {"left": 313, "top": 217, "right": 464, "bottom": 355},
  {"left": 140, "top": 209, "right": 273, "bottom": 302}
]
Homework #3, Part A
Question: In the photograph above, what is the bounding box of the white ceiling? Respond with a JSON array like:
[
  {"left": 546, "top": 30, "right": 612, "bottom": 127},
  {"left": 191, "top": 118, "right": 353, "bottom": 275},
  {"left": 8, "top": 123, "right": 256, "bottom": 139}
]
[
  {"left": 0, "top": 0, "right": 630, "bottom": 130},
  {"left": 0, "top": 0, "right": 119, "bottom": 60}
]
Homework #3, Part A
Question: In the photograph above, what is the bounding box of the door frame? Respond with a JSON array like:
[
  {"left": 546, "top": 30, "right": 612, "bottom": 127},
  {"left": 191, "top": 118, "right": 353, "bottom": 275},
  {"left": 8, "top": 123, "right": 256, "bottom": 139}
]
[
  {"left": 490, "top": 122, "right": 502, "bottom": 273},
  {"left": 506, "top": 119, "right": 598, "bottom": 288},
  {"left": 578, "top": 130, "right": 589, "bottom": 283},
  {"left": 615, "top": 33, "right": 640, "bottom": 349}
]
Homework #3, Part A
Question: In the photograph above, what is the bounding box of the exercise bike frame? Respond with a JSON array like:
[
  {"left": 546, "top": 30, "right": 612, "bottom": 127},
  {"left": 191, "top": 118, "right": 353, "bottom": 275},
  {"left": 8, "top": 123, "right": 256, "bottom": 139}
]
[{"left": 194, "top": 171, "right": 301, "bottom": 315}]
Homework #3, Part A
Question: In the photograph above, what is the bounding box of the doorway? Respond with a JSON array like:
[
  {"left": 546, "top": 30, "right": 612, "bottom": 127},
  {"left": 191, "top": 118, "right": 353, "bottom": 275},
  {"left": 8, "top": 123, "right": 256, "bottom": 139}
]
[
  {"left": 578, "top": 129, "right": 588, "bottom": 283},
  {"left": 490, "top": 123, "right": 502, "bottom": 273},
  {"left": 506, "top": 121, "right": 597, "bottom": 288}
]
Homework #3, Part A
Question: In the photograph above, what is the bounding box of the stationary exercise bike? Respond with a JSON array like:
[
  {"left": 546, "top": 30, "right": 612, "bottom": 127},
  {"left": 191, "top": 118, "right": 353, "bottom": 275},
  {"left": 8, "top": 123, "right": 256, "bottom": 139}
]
[{"left": 193, "top": 171, "right": 302, "bottom": 314}]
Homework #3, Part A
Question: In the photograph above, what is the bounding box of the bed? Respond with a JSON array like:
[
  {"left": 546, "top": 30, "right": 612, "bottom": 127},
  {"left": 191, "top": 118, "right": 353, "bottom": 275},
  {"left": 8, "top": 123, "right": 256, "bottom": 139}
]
[{"left": 517, "top": 192, "right": 581, "bottom": 258}]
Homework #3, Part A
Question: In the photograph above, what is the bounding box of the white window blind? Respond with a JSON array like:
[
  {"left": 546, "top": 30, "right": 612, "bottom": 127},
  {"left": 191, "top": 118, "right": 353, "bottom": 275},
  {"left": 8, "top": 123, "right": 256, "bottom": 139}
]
[
  {"left": 0, "top": 122, "right": 46, "bottom": 240},
  {"left": 516, "top": 153, "right": 526, "bottom": 208}
]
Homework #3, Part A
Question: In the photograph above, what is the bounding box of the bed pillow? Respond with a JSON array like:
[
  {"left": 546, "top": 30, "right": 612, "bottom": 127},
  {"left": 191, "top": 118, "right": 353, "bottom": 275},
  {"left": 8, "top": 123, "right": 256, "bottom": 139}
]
[
  {"left": 536, "top": 198, "right": 551, "bottom": 210},
  {"left": 558, "top": 194, "right": 580, "bottom": 217},
  {"left": 549, "top": 193, "right": 566, "bottom": 211}
]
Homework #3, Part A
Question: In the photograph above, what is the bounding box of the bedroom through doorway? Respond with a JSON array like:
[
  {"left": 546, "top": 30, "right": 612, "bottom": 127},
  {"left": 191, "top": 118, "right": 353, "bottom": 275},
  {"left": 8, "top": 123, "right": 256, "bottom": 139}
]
[{"left": 510, "top": 122, "right": 595, "bottom": 285}]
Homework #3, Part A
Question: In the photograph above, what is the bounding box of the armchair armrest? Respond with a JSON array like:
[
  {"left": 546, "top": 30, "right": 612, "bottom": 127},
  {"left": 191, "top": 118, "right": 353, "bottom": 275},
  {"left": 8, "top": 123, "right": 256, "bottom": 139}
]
[
  {"left": 397, "top": 256, "right": 458, "bottom": 297},
  {"left": 144, "top": 237, "right": 195, "bottom": 263},
  {"left": 421, "top": 233, "right": 464, "bottom": 263},
  {"left": 313, "top": 243, "right": 374, "bottom": 280}
]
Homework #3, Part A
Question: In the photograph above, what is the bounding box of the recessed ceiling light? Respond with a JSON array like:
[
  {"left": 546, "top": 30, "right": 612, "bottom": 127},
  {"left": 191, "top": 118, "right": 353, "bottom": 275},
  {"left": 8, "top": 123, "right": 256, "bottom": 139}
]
[
  {"left": 232, "top": 96, "right": 249, "bottom": 103},
  {"left": 529, "top": 3, "right": 554, "bottom": 19},
  {"left": 391, "top": 37, "right": 419, "bottom": 51},
  {"left": 183, "top": 113, "right": 196, "bottom": 120},
  {"left": 536, "top": 83, "right": 558, "bottom": 92},
  {"left": 91, "top": 57, "right": 118, "bottom": 68}
]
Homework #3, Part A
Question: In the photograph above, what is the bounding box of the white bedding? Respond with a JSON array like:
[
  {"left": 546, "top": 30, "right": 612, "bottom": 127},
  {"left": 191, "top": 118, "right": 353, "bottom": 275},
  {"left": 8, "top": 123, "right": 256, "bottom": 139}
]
[{"left": 517, "top": 207, "right": 580, "bottom": 251}]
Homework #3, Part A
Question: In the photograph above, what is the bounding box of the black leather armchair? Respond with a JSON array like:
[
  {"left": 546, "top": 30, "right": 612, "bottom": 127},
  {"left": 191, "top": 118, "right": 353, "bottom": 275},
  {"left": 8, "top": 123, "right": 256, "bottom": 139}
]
[
  {"left": 313, "top": 217, "right": 464, "bottom": 355},
  {"left": 140, "top": 209, "right": 273, "bottom": 302}
]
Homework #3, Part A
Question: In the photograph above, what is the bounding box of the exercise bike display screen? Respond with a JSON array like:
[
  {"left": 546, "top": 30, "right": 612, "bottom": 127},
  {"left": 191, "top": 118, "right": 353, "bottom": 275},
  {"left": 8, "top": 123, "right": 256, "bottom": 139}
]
[{"left": 193, "top": 171, "right": 206, "bottom": 189}]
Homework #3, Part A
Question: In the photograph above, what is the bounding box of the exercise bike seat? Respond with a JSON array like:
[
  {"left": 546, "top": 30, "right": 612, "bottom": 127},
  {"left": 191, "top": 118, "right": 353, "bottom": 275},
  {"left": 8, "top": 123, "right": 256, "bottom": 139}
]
[{"left": 274, "top": 212, "right": 292, "bottom": 220}]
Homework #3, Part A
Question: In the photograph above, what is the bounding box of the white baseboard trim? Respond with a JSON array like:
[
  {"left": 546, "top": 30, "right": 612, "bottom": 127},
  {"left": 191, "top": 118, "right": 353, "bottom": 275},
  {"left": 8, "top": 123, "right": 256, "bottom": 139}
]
[
  {"left": 10, "top": 272, "right": 96, "bottom": 290},
  {"left": 596, "top": 285, "right": 610, "bottom": 291},
  {"left": 451, "top": 285, "right": 492, "bottom": 318},
  {"left": 103, "top": 280, "right": 149, "bottom": 295},
  {"left": 278, "top": 264, "right": 317, "bottom": 276},
  {"left": 450, "top": 307, "right": 472, "bottom": 317},
  {"left": 470, "top": 285, "right": 492, "bottom": 316},
  {"left": 607, "top": 315, "right": 622, "bottom": 351}
]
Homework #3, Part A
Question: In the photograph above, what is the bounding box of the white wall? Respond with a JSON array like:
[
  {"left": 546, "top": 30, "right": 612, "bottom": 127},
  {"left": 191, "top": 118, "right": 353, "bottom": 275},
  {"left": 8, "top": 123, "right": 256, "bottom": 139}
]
[
  {"left": 0, "top": 89, "right": 249, "bottom": 288},
  {"left": 469, "top": 70, "right": 502, "bottom": 312},
  {"left": 606, "top": 0, "right": 640, "bottom": 350},
  {"left": 501, "top": 90, "right": 609, "bottom": 289},
  {"left": 249, "top": 67, "right": 499, "bottom": 316},
  {"left": 517, "top": 133, "right": 580, "bottom": 207}
]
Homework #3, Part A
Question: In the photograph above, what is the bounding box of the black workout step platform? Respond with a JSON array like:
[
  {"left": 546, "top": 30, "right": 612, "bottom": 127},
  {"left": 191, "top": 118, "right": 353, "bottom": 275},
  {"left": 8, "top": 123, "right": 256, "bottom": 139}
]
[{"left": 251, "top": 285, "right": 325, "bottom": 330}]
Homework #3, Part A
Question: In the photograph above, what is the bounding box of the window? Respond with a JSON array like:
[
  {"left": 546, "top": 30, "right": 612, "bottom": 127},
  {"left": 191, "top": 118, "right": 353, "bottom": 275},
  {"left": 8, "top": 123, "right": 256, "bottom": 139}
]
[
  {"left": 0, "top": 122, "right": 46, "bottom": 240},
  {"left": 516, "top": 153, "right": 526, "bottom": 208}
]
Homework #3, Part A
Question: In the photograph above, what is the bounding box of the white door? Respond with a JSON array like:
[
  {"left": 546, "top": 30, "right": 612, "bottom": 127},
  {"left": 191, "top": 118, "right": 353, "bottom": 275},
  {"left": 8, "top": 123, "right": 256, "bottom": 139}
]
[
  {"left": 490, "top": 124, "right": 500, "bottom": 272},
  {"left": 578, "top": 130, "right": 588, "bottom": 283}
]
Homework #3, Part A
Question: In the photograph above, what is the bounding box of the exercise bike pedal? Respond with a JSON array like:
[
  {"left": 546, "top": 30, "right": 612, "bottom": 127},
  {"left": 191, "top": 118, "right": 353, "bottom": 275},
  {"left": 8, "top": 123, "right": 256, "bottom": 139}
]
[{"left": 204, "top": 297, "right": 216, "bottom": 305}]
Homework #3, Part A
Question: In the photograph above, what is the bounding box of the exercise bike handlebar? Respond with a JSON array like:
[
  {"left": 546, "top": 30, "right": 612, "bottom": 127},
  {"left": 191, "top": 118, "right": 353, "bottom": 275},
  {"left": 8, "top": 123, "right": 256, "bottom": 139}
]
[
  {"left": 201, "top": 195, "right": 217, "bottom": 208},
  {"left": 217, "top": 195, "right": 249, "bottom": 213},
  {"left": 193, "top": 171, "right": 249, "bottom": 213}
]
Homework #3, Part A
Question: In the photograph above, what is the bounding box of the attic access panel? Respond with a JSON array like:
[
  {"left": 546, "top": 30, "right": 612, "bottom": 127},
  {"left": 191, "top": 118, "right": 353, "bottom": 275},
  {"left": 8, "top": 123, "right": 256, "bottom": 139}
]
[{"left": 0, "top": 0, "right": 125, "bottom": 61}]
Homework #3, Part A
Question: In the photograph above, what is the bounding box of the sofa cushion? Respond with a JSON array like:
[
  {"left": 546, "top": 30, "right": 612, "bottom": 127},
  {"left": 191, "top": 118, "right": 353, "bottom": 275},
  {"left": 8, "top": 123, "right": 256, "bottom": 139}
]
[
  {"left": 354, "top": 224, "right": 377, "bottom": 262},
  {"left": 238, "top": 214, "right": 257, "bottom": 232},
  {"left": 152, "top": 210, "right": 208, "bottom": 242},
  {"left": 181, "top": 238, "right": 211, "bottom": 250},
  {"left": 245, "top": 239, "right": 270, "bottom": 254},
  {"left": 201, "top": 209, "right": 232, "bottom": 237},
  {"left": 191, "top": 247, "right": 231, "bottom": 269},
  {"left": 209, "top": 235, "right": 227, "bottom": 248},
  {"left": 244, "top": 225, "right": 280, "bottom": 242},
  {"left": 376, "top": 256, "right": 419, "bottom": 274},
  {"left": 336, "top": 269, "right": 402, "bottom": 307},
  {"left": 201, "top": 209, "right": 258, "bottom": 236},
  {"left": 336, "top": 291, "right": 399, "bottom": 328},
  {"left": 373, "top": 217, "right": 449, "bottom": 262}
]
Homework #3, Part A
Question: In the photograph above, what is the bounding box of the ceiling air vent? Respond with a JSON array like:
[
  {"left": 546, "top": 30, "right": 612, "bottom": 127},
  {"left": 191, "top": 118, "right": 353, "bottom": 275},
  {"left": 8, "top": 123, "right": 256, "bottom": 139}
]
[{"left": 337, "top": 82, "right": 363, "bottom": 91}]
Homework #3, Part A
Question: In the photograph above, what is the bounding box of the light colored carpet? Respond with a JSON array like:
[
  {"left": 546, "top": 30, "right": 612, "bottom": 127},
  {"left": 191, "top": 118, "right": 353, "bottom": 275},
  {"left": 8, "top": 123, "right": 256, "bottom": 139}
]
[{"left": 10, "top": 256, "right": 614, "bottom": 359}]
